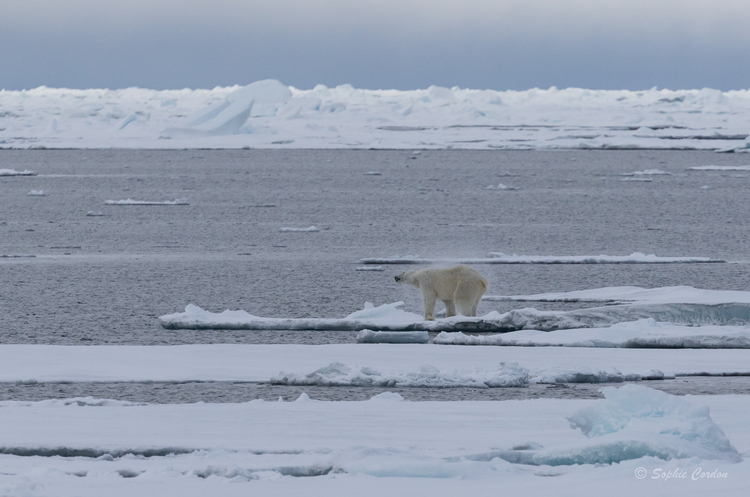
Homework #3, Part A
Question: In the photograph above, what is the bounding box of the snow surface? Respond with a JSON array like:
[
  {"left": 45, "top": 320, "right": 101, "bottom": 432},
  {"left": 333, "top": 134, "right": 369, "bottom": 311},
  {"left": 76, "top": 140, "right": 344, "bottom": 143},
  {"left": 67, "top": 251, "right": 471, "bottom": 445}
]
[
  {"left": 359, "top": 252, "right": 725, "bottom": 265},
  {"left": 0, "top": 386, "right": 747, "bottom": 496},
  {"left": 3, "top": 81, "right": 750, "bottom": 150},
  {"left": 104, "top": 198, "right": 189, "bottom": 205}
]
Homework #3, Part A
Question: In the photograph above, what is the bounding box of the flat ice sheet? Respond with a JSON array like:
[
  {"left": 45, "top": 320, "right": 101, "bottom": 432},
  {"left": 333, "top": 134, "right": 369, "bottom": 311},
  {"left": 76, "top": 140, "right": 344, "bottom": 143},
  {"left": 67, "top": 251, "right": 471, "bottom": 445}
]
[
  {"left": 0, "top": 343, "right": 749, "bottom": 384},
  {"left": 0, "top": 388, "right": 747, "bottom": 496}
]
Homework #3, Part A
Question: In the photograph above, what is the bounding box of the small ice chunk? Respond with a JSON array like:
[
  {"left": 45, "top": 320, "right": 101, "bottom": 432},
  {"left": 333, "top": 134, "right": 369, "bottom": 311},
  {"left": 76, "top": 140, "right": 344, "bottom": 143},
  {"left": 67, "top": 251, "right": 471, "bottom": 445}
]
[
  {"left": 365, "top": 171, "right": 382, "bottom": 176},
  {"left": 0, "top": 169, "right": 37, "bottom": 176},
  {"left": 86, "top": 211, "right": 106, "bottom": 217},
  {"left": 368, "top": 392, "right": 405, "bottom": 402},
  {"left": 104, "top": 198, "right": 189, "bottom": 205},
  {"left": 486, "top": 183, "right": 520, "bottom": 190},
  {"left": 355, "top": 266, "right": 385, "bottom": 271},
  {"left": 26, "top": 190, "right": 46, "bottom": 196},
  {"left": 279, "top": 226, "right": 319, "bottom": 232}
]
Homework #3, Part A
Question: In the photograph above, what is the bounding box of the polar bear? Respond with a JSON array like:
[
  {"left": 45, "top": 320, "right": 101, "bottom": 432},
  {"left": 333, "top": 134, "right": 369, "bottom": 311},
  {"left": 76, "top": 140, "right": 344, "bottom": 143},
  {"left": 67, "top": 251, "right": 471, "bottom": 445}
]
[{"left": 394, "top": 265, "right": 488, "bottom": 321}]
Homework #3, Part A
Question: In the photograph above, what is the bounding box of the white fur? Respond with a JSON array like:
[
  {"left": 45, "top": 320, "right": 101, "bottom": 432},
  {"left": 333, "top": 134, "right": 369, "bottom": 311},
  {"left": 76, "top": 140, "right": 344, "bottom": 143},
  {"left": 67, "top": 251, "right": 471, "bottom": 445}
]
[{"left": 395, "top": 265, "right": 488, "bottom": 321}]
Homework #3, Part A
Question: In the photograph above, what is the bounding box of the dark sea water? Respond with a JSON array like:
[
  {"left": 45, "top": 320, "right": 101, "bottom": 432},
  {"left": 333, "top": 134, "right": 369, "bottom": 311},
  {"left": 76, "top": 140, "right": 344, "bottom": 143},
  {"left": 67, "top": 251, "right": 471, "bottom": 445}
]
[{"left": 2, "top": 149, "right": 750, "bottom": 402}]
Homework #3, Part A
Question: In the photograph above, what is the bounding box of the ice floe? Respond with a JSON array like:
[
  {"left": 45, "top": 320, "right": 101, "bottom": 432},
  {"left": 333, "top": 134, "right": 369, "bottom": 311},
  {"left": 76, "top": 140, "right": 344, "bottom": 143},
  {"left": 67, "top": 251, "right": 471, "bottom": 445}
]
[
  {"left": 3, "top": 81, "right": 750, "bottom": 150},
  {"left": 160, "top": 286, "right": 750, "bottom": 350},
  {"left": 356, "top": 330, "right": 429, "bottom": 344},
  {"left": 485, "top": 183, "right": 520, "bottom": 190},
  {"left": 104, "top": 198, "right": 189, "bottom": 205},
  {"left": 434, "top": 319, "right": 750, "bottom": 349},
  {"left": 690, "top": 165, "right": 750, "bottom": 171},
  {"left": 0, "top": 384, "right": 744, "bottom": 496},
  {"left": 271, "top": 361, "right": 529, "bottom": 388},
  {"left": 355, "top": 265, "right": 385, "bottom": 271},
  {"left": 620, "top": 169, "right": 671, "bottom": 176},
  {"left": 359, "top": 252, "right": 725, "bottom": 265},
  {"left": 279, "top": 226, "right": 319, "bottom": 232},
  {"left": 0, "top": 168, "right": 36, "bottom": 176}
]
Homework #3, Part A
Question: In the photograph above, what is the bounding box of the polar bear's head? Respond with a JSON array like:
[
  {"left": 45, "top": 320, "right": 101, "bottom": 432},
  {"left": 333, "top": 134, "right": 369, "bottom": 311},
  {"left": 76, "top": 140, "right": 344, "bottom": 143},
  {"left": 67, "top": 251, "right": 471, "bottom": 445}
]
[{"left": 394, "top": 270, "right": 419, "bottom": 288}]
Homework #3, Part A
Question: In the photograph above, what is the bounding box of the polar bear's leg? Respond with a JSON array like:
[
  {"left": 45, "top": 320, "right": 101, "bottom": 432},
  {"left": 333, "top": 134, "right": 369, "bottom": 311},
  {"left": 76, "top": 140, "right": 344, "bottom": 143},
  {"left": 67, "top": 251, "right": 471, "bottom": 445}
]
[
  {"left": 443, "top": 300, "right": 456, "bottom": 317},
  {"left": 454, "top": 277, "right": 479, "bottom": 316},
  {"left": 422, "top": 292, "right": 437, "bottom": 321}
]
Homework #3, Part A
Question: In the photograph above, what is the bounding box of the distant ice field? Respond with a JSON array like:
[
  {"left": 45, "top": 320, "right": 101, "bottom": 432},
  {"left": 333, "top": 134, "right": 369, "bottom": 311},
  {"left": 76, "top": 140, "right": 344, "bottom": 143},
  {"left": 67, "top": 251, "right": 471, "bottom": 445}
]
[{"left": 2, "top": 80, "right": 750, "bottom": 151}]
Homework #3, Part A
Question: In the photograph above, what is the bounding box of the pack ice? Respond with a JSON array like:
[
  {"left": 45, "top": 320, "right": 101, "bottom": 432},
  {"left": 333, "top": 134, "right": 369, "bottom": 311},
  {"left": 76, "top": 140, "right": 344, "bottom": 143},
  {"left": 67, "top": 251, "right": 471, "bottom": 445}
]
[{"left": 3, "top": 80, "right": 750, "bottom": 150}]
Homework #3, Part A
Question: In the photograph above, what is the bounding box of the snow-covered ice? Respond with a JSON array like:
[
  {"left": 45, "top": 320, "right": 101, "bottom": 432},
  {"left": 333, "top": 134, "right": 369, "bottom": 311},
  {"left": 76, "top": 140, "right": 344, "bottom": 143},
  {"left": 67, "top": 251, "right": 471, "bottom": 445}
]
[
  {"left": 271, "top": 361, "right": 529, "bottom": 388},
  {"left": 0, "top": 386, "right": 747, "bottom": 496},
  {"left": 104, "top": 198, "right": 189, "bottom": 205},
  {"left": 159, "top": 286, "right": 750, "bottom": 352},
  {"left": 1, "top": 341, "right": 749, "bottom": 384},
  {"left": 434, "top": 319, "right": 750, "bottom": 349},
  {"left": 359, "top": 252, "right": 725, "bottom": 265},
  {"left": 3, "top": 81, "right": 750, "bottom": 150}
]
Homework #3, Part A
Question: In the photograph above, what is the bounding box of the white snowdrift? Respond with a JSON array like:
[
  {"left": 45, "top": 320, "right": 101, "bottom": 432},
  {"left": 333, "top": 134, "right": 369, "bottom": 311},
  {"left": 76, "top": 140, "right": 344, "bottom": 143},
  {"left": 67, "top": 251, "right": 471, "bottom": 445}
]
[
  {"left": 359, "top": 252, "right": 725, "bottom": 265},
  {"left": 3, "top": 81, "right": 750, "bottom": 150}
]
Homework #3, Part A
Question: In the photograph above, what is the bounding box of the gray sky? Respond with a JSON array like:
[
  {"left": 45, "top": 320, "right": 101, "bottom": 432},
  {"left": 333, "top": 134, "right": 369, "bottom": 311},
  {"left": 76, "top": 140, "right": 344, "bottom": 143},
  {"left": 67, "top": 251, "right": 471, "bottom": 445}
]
[{"left": 2, "top": 0, "right": 749, "bottom": 91}]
